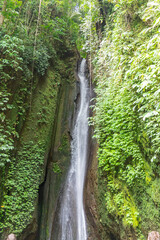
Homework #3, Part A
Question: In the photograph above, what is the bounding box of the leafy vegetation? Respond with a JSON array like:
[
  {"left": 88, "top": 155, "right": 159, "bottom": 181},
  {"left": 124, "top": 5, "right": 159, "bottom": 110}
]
[
  {"left": 0, "top": 0, "right": 78, "bottom": 237},
  {"left": 0, "top": 142, "right": 44, "bottom": 234},
  {"left": 78, "top": 0, "right": 160, "bottom": 238},
  {"left": 1, "top": 0, "right": 160, "bottom": 239}
]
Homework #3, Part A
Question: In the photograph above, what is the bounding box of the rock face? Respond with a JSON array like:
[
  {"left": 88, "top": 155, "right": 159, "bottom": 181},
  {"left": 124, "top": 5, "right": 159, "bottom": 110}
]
[
  {"left": 6, "top": 234, "right": 16, "bottom": 240},
  {"left": 37, "top": 59, "right": 102, "bottom": 240},
  {"left": 148, "top": 232, "right": 160, "bottom": 240},
  {"left": 37, "top": 60, "right": 78, "bottom": 240},
  {"left": 84, "top": 78, "right": 106, "bottom": 239},
  {"left": 85, "top": 134, "right": 101, "bottom": 240}
]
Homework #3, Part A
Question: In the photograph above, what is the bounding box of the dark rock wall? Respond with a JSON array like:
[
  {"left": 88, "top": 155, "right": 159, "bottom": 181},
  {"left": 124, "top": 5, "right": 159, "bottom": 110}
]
[
  {"left": 19, "top": 57, "right": 103, "bottom": 240},
  {"left": 37, "top": 61, "right": 78, "bottom": 240}
]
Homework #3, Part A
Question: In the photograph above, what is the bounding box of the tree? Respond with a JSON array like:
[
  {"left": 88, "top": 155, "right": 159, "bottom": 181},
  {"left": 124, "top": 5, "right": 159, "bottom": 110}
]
[{"left": 0, "top": 1, "right": 7, "bottom": 26}]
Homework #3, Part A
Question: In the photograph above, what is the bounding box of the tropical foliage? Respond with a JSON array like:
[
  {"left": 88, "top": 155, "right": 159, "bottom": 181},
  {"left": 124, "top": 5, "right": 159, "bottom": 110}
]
[
  {"left": 1, "top": 0, "right": 160, "bottom": 239},
  {"left": 0, "top": 0, "right": 78, "bottom": 236},
  {"left": 79, "top": 0, "right": 160, "bottom": 238}
]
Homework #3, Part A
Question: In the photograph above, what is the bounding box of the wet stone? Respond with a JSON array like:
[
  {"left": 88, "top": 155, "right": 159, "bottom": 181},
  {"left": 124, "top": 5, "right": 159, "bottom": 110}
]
[
  {"left": 6, "top": 234, "right": 16, "bottom": 240},
  {"left": 148, "top": 231, "right": 160, "bottom": 240}
]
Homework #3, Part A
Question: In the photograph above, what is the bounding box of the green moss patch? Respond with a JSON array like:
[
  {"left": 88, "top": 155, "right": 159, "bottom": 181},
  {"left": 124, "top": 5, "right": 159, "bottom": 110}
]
[{"left": 0, "top": 69, "right": 60, "bottom": 235}]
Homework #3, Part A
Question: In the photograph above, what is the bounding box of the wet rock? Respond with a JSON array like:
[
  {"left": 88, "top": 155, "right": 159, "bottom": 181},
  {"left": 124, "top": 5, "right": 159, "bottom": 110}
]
[
  {"left": 148, "top": 231, "right": 160, "bottom": 240},
  {"left": 38, "top": 59, "right": 78, "bottom": 240},
  {"left": 6, "top": 234, "right": 16, "bottom": 240}
]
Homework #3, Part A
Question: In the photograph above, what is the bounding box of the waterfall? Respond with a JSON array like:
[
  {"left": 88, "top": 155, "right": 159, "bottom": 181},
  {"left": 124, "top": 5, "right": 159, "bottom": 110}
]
[{"left": 58, "top": 59, "right": 90, "bottom": 240}]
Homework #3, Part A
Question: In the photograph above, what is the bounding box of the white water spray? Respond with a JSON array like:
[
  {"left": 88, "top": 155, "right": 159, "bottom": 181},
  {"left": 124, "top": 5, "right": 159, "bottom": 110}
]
[{"left": 58, "top": 59, "right": 89, "bottom": 240}]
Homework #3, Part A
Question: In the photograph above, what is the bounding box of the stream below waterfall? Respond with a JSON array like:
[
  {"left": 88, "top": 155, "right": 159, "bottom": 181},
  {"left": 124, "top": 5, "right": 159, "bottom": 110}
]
[{"left": 57, "top": 59, "right": 90, "bottom": 240}]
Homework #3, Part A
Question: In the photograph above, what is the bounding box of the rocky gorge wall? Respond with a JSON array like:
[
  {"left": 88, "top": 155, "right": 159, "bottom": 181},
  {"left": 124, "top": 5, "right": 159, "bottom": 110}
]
[
  {"left": 20, "top": 54, "right": 81, "bottom": 240},
  {"left": 1, "top": 48, "right": 102, "bottom": 240},
  {"left": 37, "top": 58, "right": 101, "bottom": 240},
  {"left": 37, "top": 58, "right": 78, "bottom": 240},
  {"left": 0, "top": 50, "right": 82, "bottom": 239}
]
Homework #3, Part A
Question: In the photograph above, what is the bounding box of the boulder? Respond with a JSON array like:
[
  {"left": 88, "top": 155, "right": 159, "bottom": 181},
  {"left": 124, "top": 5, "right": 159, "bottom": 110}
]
[
  {"left": 148, "top": 231, "right": 160, "bottom": 240},
  {"left": 6, "top": 234, "right": 16, "bottom": 240}
]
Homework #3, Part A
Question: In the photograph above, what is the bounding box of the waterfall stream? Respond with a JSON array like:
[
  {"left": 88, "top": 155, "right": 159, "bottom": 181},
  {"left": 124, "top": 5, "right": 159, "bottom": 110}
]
[{"left": 58, "top": 59, "right": 90, "bottom": 240}]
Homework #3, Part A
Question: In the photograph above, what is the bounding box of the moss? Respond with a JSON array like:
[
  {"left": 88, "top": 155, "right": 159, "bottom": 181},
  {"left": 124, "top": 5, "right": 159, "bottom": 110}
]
[
  {"left": 0, "top": 48, "right": 78, "bottom": 238},
  {"left": 21, "top": 69, "right": 59, "bottom": 144},
  {"left": 52, "top": 162, "right": 62, "bottom": 174},
  {"left": 0, "top": 68, "right": 60, "bottom": 235},
  {"left": 58, "top": 134, "right": 69, "bottom": 153},
  {"left": 38, "top": 53, "right": 77, "bottom": 240}
]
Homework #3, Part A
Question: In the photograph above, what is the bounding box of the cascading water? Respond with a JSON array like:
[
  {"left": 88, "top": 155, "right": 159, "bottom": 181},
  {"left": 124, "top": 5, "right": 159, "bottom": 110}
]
[{"left": 58, "top": 59, "right": 90, "bottom": 240}]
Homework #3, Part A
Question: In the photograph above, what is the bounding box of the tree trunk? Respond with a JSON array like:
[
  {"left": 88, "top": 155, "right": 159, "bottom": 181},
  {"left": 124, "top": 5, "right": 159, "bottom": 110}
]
[
  {"left": 0, "top": 0, "right": 7, "bottom": 26},
  {"left": 30, "top": 0, "right": 42, "bottom": 109},
  {"left": 34, "top": 0, "right": 42, "bottom": 51}
]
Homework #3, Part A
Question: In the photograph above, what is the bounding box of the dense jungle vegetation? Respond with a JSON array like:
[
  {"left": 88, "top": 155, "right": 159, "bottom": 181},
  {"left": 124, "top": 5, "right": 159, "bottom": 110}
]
[
  {"left": 1, "top": 0, "right": 160, "bottom": 239},
  {"left": 0, "top": 0, "right": 79, "bottom": 237}
]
